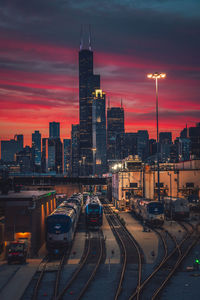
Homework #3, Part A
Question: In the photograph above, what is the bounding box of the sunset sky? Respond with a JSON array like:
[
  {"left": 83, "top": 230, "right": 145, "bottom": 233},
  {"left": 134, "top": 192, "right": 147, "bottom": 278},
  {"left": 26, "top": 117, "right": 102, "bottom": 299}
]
[{"left": 0, "top": 1, "right": 200, "bottom": 146}]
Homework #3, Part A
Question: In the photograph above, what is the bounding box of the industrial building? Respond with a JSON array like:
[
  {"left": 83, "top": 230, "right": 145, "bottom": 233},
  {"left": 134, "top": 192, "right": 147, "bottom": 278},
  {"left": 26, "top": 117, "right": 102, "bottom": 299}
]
[{"left": 0, "top": 190, "right": 56, "bottom": 257}]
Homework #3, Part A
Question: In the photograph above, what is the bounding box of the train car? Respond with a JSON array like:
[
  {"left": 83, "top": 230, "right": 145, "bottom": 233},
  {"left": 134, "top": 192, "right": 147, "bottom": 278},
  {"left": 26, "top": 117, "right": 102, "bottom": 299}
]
[
  {"left": 46, "top": 193, "right": 82, "bottom": 255},
  {"left": 67, "top": 193, "right": 83, "bottom": 207},
  {"left": 164, "top": 197, "right": 190, "bottom": 219},
  {"left": 83, "top": 192, "right": 90, "bottom": 204},
  {"left": 85, "top": 196, "right": 103, "bottom": 228},
  {"left": 130, "top": 198, "right": 164, "bottom": 226}
]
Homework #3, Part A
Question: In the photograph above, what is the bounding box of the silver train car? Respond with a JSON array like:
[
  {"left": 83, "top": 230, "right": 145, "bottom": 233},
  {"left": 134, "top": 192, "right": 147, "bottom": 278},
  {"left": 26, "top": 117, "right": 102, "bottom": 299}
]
[
  {"left": 130, "top": 198, "right": 164, "bottom": 226},
  {"left": 164, "top": 197, "right": 189, "bottom": 219},
  {"left": 46, "top": 193, "right": 82, "bottom": 255}
]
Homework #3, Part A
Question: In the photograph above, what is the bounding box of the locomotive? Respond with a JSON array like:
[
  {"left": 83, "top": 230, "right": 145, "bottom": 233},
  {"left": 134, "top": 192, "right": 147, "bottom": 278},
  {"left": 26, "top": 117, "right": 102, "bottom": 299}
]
[
  {"left": 130, "top": 198, "right": 164, "bottom": 227},
  {"left": 46, "top": 193, "right": 82, "bottom": 255},
  {"left": 85, "top": 195, "right": 103, "bottom": 228}
]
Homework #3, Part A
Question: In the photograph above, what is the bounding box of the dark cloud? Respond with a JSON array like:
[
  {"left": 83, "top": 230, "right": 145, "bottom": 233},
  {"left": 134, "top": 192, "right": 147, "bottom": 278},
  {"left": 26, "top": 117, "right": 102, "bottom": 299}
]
[{"left": 0, "top": 0, "right": 199, "bottom": 141}]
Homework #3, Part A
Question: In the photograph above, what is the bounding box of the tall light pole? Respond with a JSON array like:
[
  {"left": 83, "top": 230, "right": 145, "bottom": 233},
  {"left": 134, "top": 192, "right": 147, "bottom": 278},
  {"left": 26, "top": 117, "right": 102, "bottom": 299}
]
[{"left": 147, "top": 72, "right": 166, "bottom": 201}]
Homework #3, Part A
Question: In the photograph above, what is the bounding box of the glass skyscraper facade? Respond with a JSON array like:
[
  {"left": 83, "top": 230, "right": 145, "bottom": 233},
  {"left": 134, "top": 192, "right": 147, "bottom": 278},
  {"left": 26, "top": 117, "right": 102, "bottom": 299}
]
[{"left": 79, "top": 47, "right": 100, "bottom": 175}]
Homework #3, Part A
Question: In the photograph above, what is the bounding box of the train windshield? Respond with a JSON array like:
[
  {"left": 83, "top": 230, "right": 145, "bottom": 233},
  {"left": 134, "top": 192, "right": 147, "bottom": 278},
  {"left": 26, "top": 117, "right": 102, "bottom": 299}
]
[
  {"left": 88, "top": 204, "right": 100, "bottom": 213},
  {"left": 9, "top": 243, "right": 24, "bottom": 252},
  {"left": 148, "top": 202, "right": 164, "bottom": 214},
  {"left": 47, "top": 216, "right": 71, "bottom": 233}
]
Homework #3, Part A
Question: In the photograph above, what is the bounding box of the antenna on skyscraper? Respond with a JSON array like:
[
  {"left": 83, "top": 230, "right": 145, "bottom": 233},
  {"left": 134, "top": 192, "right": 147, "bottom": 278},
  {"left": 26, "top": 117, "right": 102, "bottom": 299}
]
[
  {"left": 80, "top": 25, "right": 83, "bottom": 51},
  {"left": 121, "top": 98, "right": 123, "bottom": 108},
  {"left": 89, "top": 24, "right": 92, "bottom": 51}
]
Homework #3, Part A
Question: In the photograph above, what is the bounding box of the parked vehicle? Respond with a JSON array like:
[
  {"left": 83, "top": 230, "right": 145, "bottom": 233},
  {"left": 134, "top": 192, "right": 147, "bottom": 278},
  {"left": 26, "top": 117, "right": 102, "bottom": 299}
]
[
  {"left": 7, "top": 241, "right": 27, "bottom": 264},
  {"left": 164, "top": 197, "right": 189, "bottom": 219}
]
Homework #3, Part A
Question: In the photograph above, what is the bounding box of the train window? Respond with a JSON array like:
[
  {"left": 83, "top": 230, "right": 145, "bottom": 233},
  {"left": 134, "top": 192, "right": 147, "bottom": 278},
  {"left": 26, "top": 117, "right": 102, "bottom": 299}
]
[
  {"left": 130, "top": 183, "right": 138, "bottom": 188},
  {"left": 9, "top": 244, "right": 24, "bottom": 252},
  {"left": 186, "top": 182, "right": 194, "bottom": 188}
]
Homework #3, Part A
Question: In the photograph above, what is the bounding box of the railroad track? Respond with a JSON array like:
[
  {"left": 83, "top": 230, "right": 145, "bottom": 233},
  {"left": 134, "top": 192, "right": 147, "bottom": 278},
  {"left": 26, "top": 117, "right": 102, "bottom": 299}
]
[
  {"left": 130, "top": 219, "right": 199, "bottom": 300},
  {"left": 56, "top": 229, "right": 105, "bottom": 300},
  {"left": 103, "top": 200, "right": 143, "bottom": 300},
  {"left": 31, "top": 252, "right": 68, "bottom": 300}
]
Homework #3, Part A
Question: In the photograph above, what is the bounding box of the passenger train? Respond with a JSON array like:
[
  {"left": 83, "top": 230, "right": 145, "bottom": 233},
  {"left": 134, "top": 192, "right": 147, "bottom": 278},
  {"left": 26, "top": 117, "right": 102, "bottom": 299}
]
[
  {"left": 45, "top": 193, "right": 82, "bottom": 255},
  {"left": 130, "top": 198, "right": 164, "bottom": 227},
  {"left": 85, "top": 195, "right": 103, "bottom": 228},
  {"left": 164, "top": 197, "right": 189, "bottom": 219}
]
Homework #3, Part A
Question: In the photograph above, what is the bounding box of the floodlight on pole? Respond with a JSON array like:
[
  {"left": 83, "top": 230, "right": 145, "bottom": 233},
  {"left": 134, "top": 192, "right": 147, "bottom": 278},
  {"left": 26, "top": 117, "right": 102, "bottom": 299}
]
[{"left": 147, "top": 72, "right": 166, "bottom": 201}]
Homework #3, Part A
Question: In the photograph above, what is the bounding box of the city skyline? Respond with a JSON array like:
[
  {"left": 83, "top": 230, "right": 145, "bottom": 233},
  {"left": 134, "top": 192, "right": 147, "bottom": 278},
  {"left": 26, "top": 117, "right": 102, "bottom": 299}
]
[{"left": 0, "top": 1, "right": 200, "bottom": 146}]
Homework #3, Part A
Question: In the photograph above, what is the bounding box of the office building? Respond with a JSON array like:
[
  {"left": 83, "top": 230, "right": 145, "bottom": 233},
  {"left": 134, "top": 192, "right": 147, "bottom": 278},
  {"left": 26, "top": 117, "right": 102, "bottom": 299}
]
[
  {"left": 177, "top": 137, "right": 191, "bottom": 161},
  {"left": 15, "top": 146, "right": 33, "bottom": 173},
  {"left": 79, "top": 37, "right": 100, "bottom": 176},
  {"left": 116, "top": 133, "right": 138, "bottom": 160},
  {"left": 41, "top": 138, "right": 48, "bottom": 173},
  {"left": 32, "top": 130, "right": 41, "bottom": 170},
  {"left": 159, "top": 132, "right": 172, "bottom": 162},
  {"left": 1, "top": 135, "right": 23, "bottom": 162},
  {"left": 189, "top": 123, "right": 200, "bottom": 159},
  {"left": 137, "top": 130, "right": 149, "bottom": 161},
  {"left": 92, "top": 89, "right": 107, "bottom": 175},
  {"left": 49, "top": 122, "right": 60, "bottom": 139},
  {"left": 107, "top": 106, "right": 124, "bottom": 161},
  {"left": 47, "top": 138, "right": 63, "bottom": 174},
  {"left": 71, "top": 124, "right": 80, "bottom": 177},
  {"left": 63, "top": 139, "right": 71, "bottom": 175}
]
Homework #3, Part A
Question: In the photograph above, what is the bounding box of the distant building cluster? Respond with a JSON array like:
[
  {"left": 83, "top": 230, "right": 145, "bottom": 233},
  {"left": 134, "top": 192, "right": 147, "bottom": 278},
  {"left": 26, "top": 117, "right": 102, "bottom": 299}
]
[{"left": 0, "top": 39, "right": 200, "bottom": 176}]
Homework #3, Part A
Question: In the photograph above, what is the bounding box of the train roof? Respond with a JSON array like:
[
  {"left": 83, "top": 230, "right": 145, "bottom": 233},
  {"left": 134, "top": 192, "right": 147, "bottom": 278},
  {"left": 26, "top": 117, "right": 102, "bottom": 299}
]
[
  {"left": 47, "top": 206, "right": 75, "bottom": 219},
  {"left": 164, "top": 197, "right": 188, "bottom": 203},
  {"left": 85, "top": 195, "right": 102, "bottom": 206}
]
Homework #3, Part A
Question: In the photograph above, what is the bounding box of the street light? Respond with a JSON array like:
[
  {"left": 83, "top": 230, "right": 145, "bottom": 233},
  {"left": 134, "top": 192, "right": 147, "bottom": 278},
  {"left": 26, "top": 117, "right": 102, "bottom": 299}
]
[{"left": 147, "top": 72, "right": 166, "bottom": 202}]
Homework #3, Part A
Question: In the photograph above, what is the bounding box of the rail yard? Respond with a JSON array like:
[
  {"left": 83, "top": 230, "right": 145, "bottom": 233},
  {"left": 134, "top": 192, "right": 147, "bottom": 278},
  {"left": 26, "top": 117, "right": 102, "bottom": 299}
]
[{"left": 0, "top": 192, "right": 200, "bottom": 300}]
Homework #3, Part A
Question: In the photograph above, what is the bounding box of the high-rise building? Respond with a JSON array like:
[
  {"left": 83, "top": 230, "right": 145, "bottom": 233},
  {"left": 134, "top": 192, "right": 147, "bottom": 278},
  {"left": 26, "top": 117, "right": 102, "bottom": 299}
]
[
  {"left": 177, "top": 137, "right": 191, "bottom": 161},
  {"left": 79, "top": 39, "right": 100, "bottom": 176},
  {"left": 189, "top": 123, "right": 200, "bottom": 159},
  {"left": 107, "top": 107, "right": 124, "bottom": 161},
  {"left": 149, "top": 139, "right": 157, "bottom": 157},
  {"left": 47, "top": 138, "right": 63, "bottom": 174},
  {"left": 159, "top": 132, "right": 172, "bottom": 162},
  {"left": 41, "top": 138, "right": 48, "bottom": 173},
  {"left": 71, "top": 124, "right": 80, "bottom": 177},
  {"left": 16, "top": 146, "right": 33, "bottom": 173},
  {"left": 116, "top": 133, "right": 137, "bottom": 160},
  {"left": 49, "top": 122, "right": 60, "bottom": 139},
  {"left": 1, "top": 135, "right": 23, "bottom": 162},
  {"left": 137, "top": 130, "right": 149, "bottom": 160},
  {"left": 32, "top": 130, "right": 41, "bottom": 170},
  {"left": 63, "top": 139, "right": 71, "bottom": 176},
  {"left": 159, "top": 132, "right": 172, "bottom": 144},
  {"left": 92, "top": 89, "right": 107, "bottom": 175}
]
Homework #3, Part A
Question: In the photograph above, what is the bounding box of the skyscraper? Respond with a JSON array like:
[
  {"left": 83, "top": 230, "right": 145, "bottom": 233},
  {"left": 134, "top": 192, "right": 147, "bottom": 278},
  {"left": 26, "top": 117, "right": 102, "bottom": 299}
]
[
  {"left": 32, "top": 130, "right": 41, "bottom": 169},
  {"left": 92, "top": 89, "right": 107, "bottom": 175},
  {"left": 71, "top": 124, "right": 80, "bottom": 177},
  {"left": 79, "top": 35, "right": 100, "bottom": 176},
  {"left": 49, "top": 122, "right": 60, "bottom": 139},
  {"left": 63, "top": 139, "right": 71, "bottom": 175},
  {"left": 107, "top": 107, "right": 125, "bottom": 161},
  {"left": 1, "top": 134, "right": 23, "bottom": 162},
  {"left": 137, "top": 130, "right": 149, "bottom": 160}
]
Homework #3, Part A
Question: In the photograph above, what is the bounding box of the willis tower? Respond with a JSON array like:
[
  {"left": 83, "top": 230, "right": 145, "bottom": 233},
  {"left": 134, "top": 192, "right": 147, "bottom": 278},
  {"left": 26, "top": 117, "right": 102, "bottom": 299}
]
[{"left": 79, "top": 29, "right": 100, "bottom": 176}]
